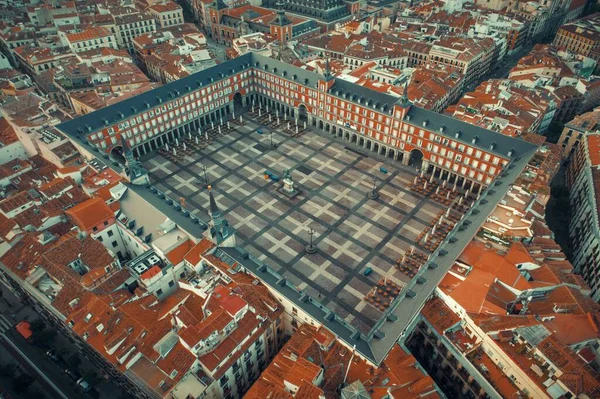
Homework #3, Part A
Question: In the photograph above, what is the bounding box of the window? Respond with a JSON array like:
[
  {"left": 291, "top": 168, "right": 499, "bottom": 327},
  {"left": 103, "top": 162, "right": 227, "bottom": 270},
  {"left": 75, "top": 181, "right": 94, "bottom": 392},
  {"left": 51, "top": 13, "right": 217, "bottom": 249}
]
[
  {"left": 107, "top": 230, "right": 114, "bottom": 237},
  {"left": 168, "top": 280, "right": 175, "bottom": 287},
  {"left": 111, "top": 241, "right": 118, "bottom": 248},
  {"left": 92, "top": 226, "right": 98, "bottom": 232},
  {"left": 157, "top": 289, "right": 163, "bottom": 296}
]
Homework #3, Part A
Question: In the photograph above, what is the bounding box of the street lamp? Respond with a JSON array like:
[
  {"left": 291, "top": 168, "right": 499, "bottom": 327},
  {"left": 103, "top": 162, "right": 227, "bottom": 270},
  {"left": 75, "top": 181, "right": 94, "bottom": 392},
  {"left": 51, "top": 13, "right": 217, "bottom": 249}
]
[{"left": 305, "top": 226, "right": 317, "bottom": 254}]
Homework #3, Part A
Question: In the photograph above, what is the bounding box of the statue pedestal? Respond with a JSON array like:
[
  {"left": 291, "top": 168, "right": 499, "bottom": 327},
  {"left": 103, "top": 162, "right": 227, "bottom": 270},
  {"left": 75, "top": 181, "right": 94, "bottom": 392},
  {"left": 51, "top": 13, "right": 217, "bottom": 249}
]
[{"left": 277, "top": 177, "right": 300, "bottom": 199}]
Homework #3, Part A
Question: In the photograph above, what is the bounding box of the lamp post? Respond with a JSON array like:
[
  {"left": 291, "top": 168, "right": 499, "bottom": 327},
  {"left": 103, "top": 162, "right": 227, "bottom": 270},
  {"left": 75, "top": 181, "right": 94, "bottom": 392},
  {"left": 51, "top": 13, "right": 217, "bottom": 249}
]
[{"left": 305, "top": 226, "right": 317, "bottom": 254}]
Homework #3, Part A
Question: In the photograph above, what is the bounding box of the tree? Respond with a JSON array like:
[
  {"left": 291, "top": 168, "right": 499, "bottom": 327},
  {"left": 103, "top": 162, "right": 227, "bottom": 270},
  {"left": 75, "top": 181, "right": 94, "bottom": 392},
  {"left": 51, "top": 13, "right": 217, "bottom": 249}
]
[
  {"left": 66, "top": 353, "right": 81, "bottom": 369},
  {"left": 29, "top": 388, "right": 46, "bottom": 399},
  {"left": 31, "top": 325, "right": 56, "bottom": 346},
  {"left": 0, "top": 363, "right": 16, "bottom": 378},
  {"left": 83, "top": 370, "right": 101, "bottom": 385},
  {"left": 13, "top": 373, "right": 34, "bottom": 394},
  {"left": 29, "top": 318, "right": 46, "bottom": 333}
]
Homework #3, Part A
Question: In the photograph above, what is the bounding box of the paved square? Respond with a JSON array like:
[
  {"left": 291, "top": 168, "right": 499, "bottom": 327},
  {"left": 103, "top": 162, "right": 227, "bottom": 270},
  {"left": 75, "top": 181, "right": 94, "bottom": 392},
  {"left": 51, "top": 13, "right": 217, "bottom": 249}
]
[{"left": 142, "top": 118, "right": 445, "bottom": 334}]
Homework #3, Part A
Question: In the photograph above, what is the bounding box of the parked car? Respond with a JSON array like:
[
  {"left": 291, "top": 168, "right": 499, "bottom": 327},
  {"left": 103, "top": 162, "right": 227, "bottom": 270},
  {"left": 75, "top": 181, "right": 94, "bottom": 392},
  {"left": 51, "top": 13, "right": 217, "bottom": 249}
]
[
  {"left": 45, "top": 348, "right": 60, "bottom": 363},
  {"left": 64, "top": 369, "right": 81, "bottom": 382},
  {"left": 76, "top": 378, "right": 91, "bottom": 393}
]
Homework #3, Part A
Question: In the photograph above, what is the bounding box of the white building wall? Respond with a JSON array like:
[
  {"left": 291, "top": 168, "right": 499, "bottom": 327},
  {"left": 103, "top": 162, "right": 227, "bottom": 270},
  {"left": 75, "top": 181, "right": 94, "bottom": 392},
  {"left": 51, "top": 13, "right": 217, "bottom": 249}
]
[{"left": 435, "top": 287, "right": 551, "bottom": 398}]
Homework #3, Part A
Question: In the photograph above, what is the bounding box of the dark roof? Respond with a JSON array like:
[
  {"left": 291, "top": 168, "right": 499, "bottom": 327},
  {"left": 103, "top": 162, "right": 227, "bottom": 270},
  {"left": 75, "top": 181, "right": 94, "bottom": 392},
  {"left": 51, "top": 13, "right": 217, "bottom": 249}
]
[
  {"left": 272, "top": 10, "right": 291, "bottom": 26},
  {"left": 330, "top": 78, "right": 399, "bottom": 111},
  {"left": 56, "top": 52, "right": 535, "bottom": 162},
  {"left": 209, "top": 0, "right": 228, "bottom": 10},
  {"left": 263, "top": 0, "right": 351, "bottom": 22},
  {"left": 292, "top": 20, "right": 319, "bottom": 36},
  {"left": 405, "top": 106, "right": 537, "bottom": 158},
  {"left": 220, "top": 15, "right": 241, "bottom": 28},
  {"left": 55, "top": 53, "right": 323, "bottom": 142}
]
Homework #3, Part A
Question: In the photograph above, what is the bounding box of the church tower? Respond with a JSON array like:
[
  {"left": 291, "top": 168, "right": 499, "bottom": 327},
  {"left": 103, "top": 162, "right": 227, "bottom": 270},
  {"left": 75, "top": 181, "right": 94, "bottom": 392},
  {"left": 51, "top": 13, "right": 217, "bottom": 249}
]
[
  {"left": 121, "top": 136, "right": 150, "bottom": 186},
  {"left": 208, "top": 187, "right": 235, "bottom": 247}
]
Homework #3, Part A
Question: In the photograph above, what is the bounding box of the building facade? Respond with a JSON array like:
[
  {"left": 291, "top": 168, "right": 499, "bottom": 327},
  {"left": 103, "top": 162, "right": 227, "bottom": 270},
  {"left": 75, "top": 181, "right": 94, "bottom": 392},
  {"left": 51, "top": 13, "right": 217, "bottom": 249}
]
[
  {"left": 56, "top": 53, "right": 525, "bottom": 194},
  {"left": 566, "top": 133, "right": 600, "bottom": 301}
]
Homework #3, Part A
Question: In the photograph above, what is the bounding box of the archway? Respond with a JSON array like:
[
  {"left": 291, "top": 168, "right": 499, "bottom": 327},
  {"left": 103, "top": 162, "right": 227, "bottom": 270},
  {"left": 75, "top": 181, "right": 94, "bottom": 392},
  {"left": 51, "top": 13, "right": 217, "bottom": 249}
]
[
  {"left": 351, "top": 134, "right": 357, "bottom": 144},
  {"left": 233, "top": 92, "right": 243, "bottom": 114},
  {"left": 325, "top": 123, "right": 330, "bottom": 133},
  {"left": 409, "top": 149, "right": 424, "bottom": 170},
  {"left": 373, "top": 143, "right": 379, "bottom": 153},
  {"left": 388, "top": 149, "right": 395, "bottom": 159},
  {"left": 111, "top": 145, "right": 125, "bottom": 164},
  {"left": 318, "top": 120, "right": 324, "bottom": 130},
  {"left": 366, "top": 140, "right": 372, "bottom": 150},
  {"left": 298, "top": 104, "right": 308, "bottom": 122},
  {"left": 359, "top": 137, "right": 365, "bottom": 146}
]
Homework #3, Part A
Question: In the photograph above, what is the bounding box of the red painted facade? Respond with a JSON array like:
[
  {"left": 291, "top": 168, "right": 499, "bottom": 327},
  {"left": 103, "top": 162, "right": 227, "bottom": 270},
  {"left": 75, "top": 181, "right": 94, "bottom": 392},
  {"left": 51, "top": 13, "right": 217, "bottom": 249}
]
[{"left": 84, "top": 66, "right": 510, "bottom": 187}]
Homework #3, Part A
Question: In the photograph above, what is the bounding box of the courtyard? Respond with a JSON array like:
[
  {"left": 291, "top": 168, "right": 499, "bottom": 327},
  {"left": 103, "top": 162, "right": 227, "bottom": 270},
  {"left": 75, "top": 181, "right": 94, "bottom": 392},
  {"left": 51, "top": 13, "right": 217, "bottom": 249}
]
[{"left": 141, "top": 118, "right": 448, "bottom": 334}]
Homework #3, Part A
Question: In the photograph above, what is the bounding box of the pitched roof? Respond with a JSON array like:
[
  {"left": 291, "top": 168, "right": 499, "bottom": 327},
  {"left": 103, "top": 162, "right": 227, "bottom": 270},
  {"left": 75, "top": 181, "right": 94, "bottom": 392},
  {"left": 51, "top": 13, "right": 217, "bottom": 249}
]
[{"left": 65, "top": 197, "right": 114, "bottom": 231}]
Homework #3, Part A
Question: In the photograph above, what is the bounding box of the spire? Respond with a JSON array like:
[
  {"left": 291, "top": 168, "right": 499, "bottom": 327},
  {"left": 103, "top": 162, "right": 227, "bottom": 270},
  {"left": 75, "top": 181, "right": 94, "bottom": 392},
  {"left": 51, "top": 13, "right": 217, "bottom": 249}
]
[
  {"left": 207, "top": 185, "right": 235, "bottom": 246},
  {"left": 324, "top": 55, "right": 333, "bottom": 81},
  {"left": 208, "top": 185, "right": 220, "bottom": 216},
  {"left": 119, "top": 135, "right": 149, "bottom": 185},
  {"left": 400, "top": 80, "right": 410, "bottom": 107},
  {"left": 121, "top": 135, "right": 132, "bottom": 157},
  {"left": 274, "top": 0, "right": 290, "bottom": 26}
]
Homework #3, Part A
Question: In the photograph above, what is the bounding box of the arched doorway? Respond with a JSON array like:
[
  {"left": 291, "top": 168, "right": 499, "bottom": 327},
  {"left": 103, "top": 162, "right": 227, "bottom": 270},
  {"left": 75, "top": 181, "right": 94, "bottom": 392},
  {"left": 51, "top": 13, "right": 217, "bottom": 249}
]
[
  {"left": 359, "top": 137, "right": 365, "bottom": 146},
  {"left": 388, "top": 149, "right": 395, "bottom": 159},
  {"left": 351, "top": 134, "right": 357, "bottom": 144},
  {"left": 233, "top": 92, "right": 243, "bottom": 114},
  {"left": 373, "top": 143, "right": 379, "bottom": 153},
  {"left": 298, "top": 104, "right": 308, "bottom": 122},
  {"left": 409, "top": 149, "right": 424, "bottom": 170},
  {"left": 111, "top": 145, "right": 125, "bottom": 164},
  {"left": 319, "top": 120, "right": 324, "bottom": 130}
]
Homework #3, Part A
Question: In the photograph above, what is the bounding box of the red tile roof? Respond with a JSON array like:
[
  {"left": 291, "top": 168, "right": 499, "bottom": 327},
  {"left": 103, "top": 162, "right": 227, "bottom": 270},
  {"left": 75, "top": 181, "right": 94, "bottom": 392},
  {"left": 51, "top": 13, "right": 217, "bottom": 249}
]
[
  {"left": 141, "top": 265, "right": 162, "bottom": 281},
  {"left": 165, "top": 239, "right": 193, "bottom": 266},
  {"left": 537, "top": 336, "right": 600, "bottom": 397},
  {"left": 212, "top": 285, "right": 247, "bottom": 317},
  {"left": 66, "top": 27, "right": 112, "bottom": 43},
  {"left": 65, "top": 197, "right": 114, "bottom": 231}
]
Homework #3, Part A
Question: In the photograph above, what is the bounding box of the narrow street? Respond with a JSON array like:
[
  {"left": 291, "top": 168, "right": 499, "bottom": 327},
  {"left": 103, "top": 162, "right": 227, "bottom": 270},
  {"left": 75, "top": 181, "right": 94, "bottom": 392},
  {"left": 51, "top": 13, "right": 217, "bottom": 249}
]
[
  {"left": 176, "top": 0, "right": 228, "bottom": 62},
  {"left": 0, "top": 280, "right": 123, "bottom": 399}
]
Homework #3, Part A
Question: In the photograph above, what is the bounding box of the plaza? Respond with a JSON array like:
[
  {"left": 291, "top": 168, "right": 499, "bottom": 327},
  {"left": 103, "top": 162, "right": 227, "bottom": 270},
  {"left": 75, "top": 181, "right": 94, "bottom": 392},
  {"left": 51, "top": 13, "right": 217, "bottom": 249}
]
[{"left": 142, "top": 116, "right": 453, "bottom": 334}]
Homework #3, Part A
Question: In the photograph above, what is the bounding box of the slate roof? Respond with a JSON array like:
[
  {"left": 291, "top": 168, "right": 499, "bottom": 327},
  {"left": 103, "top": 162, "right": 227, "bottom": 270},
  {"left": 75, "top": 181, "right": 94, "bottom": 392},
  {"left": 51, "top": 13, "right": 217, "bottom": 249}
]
[
  {"left": 55, "top": 53, "right": 321, "bottom": 141},
  {"left": 56, "top": 52, "right": 536, "bottom": 160},
  {"left": 405, "top": 106, "right": 538, "bottom": 158}
]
